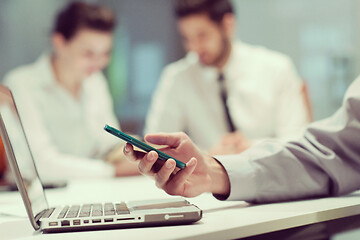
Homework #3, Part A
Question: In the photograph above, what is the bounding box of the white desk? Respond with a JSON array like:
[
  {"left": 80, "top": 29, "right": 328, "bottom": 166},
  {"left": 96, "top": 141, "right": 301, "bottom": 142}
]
[{"left": 1, "top": 176, "right": 360, "bottom": 240}]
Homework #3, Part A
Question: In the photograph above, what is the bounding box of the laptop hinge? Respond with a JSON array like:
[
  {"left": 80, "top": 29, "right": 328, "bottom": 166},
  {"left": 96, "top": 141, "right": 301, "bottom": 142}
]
[{"left": 35, "top": 209, "right": 47, "bottom": 222}]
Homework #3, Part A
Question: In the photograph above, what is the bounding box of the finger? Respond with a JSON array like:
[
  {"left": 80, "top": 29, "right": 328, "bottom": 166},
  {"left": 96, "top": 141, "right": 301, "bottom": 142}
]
[
  {"left": 144, "top": 132, "right": 187, "bottom": 148},
  {"left": 137, "top": 150, "right": 159, "bottom": 175},
  {"left": 155, "top": 159, "right": 176, "bottom": 189},
  {"left": 151, "top": 160, "right": 165, "bottom": 173},
  {"left": 123, "top": 143, "right": 146, "bottom": 162},
  {"left": 164, "top": 157, "right": 197, "bottom": 195}
]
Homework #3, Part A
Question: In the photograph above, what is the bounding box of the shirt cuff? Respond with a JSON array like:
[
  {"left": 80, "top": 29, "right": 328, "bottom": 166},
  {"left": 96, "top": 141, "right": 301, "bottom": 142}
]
[{"left": 213, "top": 153, "right": 258, "bottom": 202}]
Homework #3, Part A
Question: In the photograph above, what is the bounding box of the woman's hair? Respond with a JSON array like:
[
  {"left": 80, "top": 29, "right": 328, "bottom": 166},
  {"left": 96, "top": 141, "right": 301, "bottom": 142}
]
[{"left": 53, "top": 1, "right": 116, "bottom": 40}]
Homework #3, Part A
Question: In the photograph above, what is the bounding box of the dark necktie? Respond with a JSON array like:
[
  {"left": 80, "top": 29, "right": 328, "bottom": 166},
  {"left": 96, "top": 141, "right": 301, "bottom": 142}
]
[{"left": 218, "top": 73, "right": 236, "bottom": 132}]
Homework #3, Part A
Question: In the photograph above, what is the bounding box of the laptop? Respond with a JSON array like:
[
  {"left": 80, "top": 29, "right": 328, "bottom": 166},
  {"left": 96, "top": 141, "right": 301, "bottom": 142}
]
[{"left": 0, "top": 84, "right": 202, "bottom": 233}]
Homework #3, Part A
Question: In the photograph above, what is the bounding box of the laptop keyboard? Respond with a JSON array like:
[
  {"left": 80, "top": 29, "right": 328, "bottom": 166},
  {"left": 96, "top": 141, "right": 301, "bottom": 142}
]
[
  {"left": 55, "top": 202, "right": 130, "bottom": 219},
  {"left": 41, "top": 208, "right": 56, "bottom": 218}
]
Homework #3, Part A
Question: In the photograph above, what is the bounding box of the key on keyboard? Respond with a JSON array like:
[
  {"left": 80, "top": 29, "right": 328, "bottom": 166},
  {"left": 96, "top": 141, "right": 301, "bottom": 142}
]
[
  {"left": 104, "top": 203, "right": 116, "bottom": 216},
  {"left": 42, "top": 208, "right": 55, "bottom": 218},
  {"left": 58, "top": 206, "right": 69, "bottom": 219},
  {"left": 79, "top": 204, "right": 92, "bottom": 218},
  {"left": 115, "top": 202, "right": 130, "bottom": 215},
  {"left": 91, "top": 203, "right": 103, "bottom": 217},
  {"left": 66, "top": 205, "right": 80, "bottom": 218}
]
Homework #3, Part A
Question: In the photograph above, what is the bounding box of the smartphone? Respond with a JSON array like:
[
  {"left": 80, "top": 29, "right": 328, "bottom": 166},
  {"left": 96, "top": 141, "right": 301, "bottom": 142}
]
[{"left": 104, "top": 125, "right": 186, "bottom": 169}]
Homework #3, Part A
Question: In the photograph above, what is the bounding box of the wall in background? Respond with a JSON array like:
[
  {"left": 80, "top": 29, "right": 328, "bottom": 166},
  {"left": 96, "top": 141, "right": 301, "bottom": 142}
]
[
  {"left": 0, "top": 0, "right": 67, "bottom": 78},
  {"left": 103, "top": 0, "right": 183, "bottom": 133},
  {"left": 234, "top": 0, "right": 360, "bottom": 120}
]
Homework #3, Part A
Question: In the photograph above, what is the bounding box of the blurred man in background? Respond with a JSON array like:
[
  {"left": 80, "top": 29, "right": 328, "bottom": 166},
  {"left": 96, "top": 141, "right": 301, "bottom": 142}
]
[
  {"left": 3, "top": 2, "right": 139, "bottom": 181},
  {"left": 145, "top": 0, "right": 310, "bottom": 155}
]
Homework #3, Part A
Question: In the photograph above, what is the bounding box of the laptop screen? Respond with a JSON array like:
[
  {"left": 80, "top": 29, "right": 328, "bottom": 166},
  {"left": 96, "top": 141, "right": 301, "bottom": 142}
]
[{"left": 0, "top": 85, "right": 48, "bottom": 219}]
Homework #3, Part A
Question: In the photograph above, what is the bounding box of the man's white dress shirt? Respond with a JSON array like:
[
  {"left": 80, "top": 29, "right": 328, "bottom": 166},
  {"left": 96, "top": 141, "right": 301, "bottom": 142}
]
[
  {"left": 3, "top": 54, "right": 119, "bottom": 181},
  {"left": 216, "top": 76, "right": 360, "bottom": 203},
  {"left": 145, "top": 41, "right": 309, "bottom": 150}
]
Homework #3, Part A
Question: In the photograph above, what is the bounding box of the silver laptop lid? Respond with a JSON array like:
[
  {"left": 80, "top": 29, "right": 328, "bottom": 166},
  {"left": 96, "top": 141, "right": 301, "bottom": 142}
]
[{"left": 0, "top": 85, "right": 48, "bottom": 230}]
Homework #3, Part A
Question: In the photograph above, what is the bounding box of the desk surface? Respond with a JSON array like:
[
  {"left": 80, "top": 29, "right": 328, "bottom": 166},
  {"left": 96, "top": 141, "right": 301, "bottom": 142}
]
[{"left": 1, "top": 176, "right": 360, "bottom": 240}]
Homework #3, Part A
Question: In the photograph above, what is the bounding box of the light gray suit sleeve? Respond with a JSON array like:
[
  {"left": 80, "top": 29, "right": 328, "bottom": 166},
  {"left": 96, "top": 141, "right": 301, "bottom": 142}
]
[{"left": 216, "top": 77, "right": 360, "bottom": 203}]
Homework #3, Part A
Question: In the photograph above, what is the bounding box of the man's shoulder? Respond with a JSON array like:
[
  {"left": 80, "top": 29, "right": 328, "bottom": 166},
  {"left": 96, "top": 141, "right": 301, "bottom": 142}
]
[
  {"left": 345, "top": 76, "right": 360, "bottom": 100},
  {"left": 154, "top": 55, "right": 201, "bottom": 93},
  {"left": 162, "top": 53, "right": 200, "bottom": 79},
  {"left": 237, "top": 42, "right": 293, "bottom": 69},
  {"left": 3, "top": 62, "right": 39, "bottom": 88}
]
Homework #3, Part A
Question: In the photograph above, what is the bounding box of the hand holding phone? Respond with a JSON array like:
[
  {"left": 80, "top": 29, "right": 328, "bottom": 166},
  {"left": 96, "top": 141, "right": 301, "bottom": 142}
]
[{"left": 104, "top": 125, "right": 186, "bottom": 169}]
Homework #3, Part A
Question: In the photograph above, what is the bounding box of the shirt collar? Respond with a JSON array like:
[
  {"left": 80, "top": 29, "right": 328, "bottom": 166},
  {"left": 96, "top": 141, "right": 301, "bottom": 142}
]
[
  {"left": 34, "top": 53, "right": 58, "bottom": 87},
  {"left": 223, "top": 41, "right": 247, "bottom": 82},
  {"left": 190, "top": 41, "right": 244, "bottom": 82}
]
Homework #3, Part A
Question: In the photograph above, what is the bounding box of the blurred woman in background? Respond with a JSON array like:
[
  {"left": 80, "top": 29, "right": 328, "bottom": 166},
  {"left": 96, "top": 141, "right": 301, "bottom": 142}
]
[{"left": 3, "top": 2, "right": 139, "bottom": 181}]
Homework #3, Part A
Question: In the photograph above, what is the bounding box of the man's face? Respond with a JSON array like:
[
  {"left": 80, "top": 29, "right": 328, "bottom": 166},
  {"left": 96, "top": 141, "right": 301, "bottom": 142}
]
[
  {"left": 177, "top": 13, "right": 231, "bottom": 67},
  {"left": 54, "top": 29, "right": 113, "bottom": 79}
]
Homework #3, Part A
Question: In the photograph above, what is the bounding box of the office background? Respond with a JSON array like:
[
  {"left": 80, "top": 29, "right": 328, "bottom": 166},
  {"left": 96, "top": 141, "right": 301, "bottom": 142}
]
[{"left": 0, "top": 0, "right": 359, "bottom": 135}]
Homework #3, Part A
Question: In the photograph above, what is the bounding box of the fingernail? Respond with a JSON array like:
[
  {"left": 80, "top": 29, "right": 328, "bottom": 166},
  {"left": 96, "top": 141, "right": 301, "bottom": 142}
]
[
  {"left": 166, "top": 160, "right": 174, "bottom": 168},
  {"left": 124, "top": 144, "right": 129, "bottom": 153},
  {"left": 188, "top": 158, "right": 196, "bottom": 167},
  {"left": 148, "top": 152, "right": 155, "bottom": 161}
]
